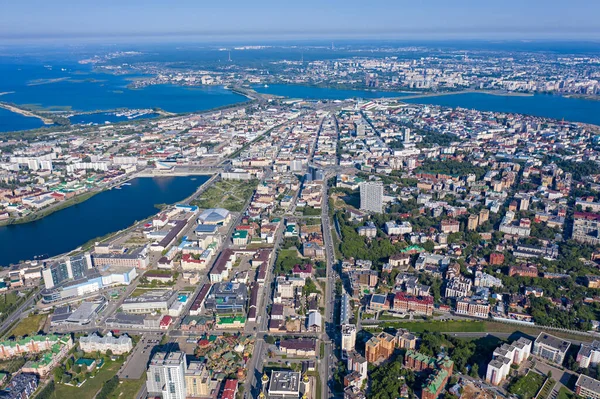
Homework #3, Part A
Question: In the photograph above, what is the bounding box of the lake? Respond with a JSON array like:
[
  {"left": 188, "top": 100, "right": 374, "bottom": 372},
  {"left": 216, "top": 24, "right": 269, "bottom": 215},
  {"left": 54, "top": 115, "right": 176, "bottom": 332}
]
[{"left": 0, "top": 175, "right": 209, "bottom": 266}]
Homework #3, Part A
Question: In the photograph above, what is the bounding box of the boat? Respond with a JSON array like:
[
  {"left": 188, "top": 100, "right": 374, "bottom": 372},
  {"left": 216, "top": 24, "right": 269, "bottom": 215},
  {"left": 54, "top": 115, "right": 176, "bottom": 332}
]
[
  {"left": 122, "top": 182, "right": 131, "bottom": 186},
  {"left": 264, "top": 84, "right": 269, "bottom": 88}
]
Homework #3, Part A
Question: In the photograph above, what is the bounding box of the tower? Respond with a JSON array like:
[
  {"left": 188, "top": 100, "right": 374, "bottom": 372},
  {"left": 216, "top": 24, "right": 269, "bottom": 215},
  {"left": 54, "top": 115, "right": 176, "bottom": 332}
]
[{"left": 360, "top": 181, "right": 384, "bottom": 213}]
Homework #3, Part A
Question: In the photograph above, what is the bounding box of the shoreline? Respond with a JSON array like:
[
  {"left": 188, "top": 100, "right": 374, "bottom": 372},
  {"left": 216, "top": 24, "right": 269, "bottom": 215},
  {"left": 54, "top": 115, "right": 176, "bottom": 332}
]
[
  {"left": 0, "top": 102, "right": 54, "bottom": 124},
  {"left": 0, "top": 168, "right": 217, "bottom": 228},
  {"left": 0, "top": 171, "right": 219, "bottom": 267}
]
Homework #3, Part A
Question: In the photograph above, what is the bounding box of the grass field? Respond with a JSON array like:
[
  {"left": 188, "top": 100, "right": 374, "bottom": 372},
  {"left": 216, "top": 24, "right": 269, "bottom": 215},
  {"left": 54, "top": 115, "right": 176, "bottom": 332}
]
[
  {"left": 0, "top": 358, "right": 25, "bottom": 373},
  {"left": 107, "top": 377, "right": 146, "bottom": 399},
  {"left": 10, "top": 314, "right": 47, "bottom": 337},
  {"left": 191, "top": 179, "right": 257, "bottom": 212},
  {"left": 482, "top": 321, "right": 595, "bottom": 342},
  {"left": 376, "top": 320, "right": 486, "bottom": 332},
  {"left": 0, "top": 292, "right": 20, "bottom": 314},
  {"left": 52, "top": 358, "right": 124, "bottom": 399},
  {"left": 508, "top": 371, "right": 545, "bottom": 399},
  {"left": 556, "top": 386, "right": 576, "bottom": 399}
]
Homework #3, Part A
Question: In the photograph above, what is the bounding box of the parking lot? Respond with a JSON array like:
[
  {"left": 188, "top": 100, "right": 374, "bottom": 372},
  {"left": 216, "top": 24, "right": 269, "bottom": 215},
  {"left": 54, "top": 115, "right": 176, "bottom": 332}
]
[{"left": 118, "top": 332, "right": 164, "bottom": 380}]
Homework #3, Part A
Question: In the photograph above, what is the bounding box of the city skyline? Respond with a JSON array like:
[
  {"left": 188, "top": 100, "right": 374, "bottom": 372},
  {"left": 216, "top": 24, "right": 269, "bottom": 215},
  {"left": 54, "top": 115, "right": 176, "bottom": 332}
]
[{"left": 1, "top": 0, "right": 599, "bottom": 42}]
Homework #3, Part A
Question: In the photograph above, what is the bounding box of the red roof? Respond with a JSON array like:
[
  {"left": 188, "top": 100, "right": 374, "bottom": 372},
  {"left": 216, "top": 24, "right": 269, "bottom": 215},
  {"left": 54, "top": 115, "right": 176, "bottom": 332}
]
[
  {"left": 159, "top": 316, "right": 173, "bottom": 327},
  {"left": 394, "top": 292, "right": 434, "bottom": 305},
  {"left": 574, "top": 211, "right": 600, "bottom": 221},
  {"left": 293, "top": 264, "right": 313, "bottom": 274},
  {"left": 221, "top": 379, "right": 238, "bottom": 399}
]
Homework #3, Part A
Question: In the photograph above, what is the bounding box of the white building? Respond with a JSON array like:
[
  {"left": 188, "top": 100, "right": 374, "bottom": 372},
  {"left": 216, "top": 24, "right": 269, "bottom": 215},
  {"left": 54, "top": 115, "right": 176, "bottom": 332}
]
[
  {"left": 147, "top": 352, "right": 187, "bottom": 399},
  {"left": 485, "top": 337, "right": 532, "bottom": 385},
  {"left": 360, "top": 181, "right": 383, "bottom": 213},
  {"left": 578, "top": 341, "right": 600, "bottom": 369},
  {"left": 341, "top": 324, "right": 357, "bottom": 356},
  {"left": 532, "top": 332, "right": 570, "bottom": 365},
  {"left": 79, "top": 332, "right": 133, "bottom": 355},
  {"left": 384, "top": 221, "right": 412, "bottom": 235}
]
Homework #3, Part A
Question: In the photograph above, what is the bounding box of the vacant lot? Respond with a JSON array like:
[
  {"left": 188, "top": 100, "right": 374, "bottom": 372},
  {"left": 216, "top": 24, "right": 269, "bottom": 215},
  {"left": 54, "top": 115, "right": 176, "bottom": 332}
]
[
  {"left": 107, "top": 376, "right": 146, "bottom": 399},
  {"left": 10, "top": 314, "right": 47, "bottom": 337}
]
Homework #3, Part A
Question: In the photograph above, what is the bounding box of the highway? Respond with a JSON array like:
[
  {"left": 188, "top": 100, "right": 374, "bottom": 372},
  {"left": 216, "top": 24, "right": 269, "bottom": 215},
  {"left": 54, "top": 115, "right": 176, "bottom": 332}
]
[{"left": 0, "top": 289, "right": 39, "bottom": 337}]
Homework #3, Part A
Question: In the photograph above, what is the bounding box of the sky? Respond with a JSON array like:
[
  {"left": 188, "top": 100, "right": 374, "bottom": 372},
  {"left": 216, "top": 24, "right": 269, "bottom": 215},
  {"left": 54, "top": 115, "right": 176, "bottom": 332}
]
[{"left": 1, "top": 0, "right": 599, "bottom": 42}]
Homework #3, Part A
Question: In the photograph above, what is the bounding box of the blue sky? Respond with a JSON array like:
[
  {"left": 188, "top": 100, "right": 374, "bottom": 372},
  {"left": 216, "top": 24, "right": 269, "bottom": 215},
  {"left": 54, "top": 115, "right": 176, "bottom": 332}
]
[{"left": 1, "top": 0, "right": 599, "bottom": 42}]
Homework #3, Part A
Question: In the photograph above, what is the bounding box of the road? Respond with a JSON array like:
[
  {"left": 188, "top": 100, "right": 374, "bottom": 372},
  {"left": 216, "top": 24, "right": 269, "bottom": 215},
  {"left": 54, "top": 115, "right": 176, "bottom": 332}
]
[
  {"left": 321, "top": 179, "right": 338, "bottom": 399},
  {"left": 0, "top": 289, "right": 39, "bottom": 336}
]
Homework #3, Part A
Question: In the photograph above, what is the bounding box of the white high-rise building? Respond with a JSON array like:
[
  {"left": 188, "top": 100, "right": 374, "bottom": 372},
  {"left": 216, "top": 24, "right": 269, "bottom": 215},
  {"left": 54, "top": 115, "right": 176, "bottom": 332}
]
[
  {"left": 147, "top": 352, "right": 187, "bottom": 399},
  {"left": 403, "top": 128, "right": 411, "bottom": 143},
  {"left": 360, "top": 181, "right": 383, "bottom": 213},
  {"left": 341, "top": 324, "right": 357, "bottom": 357}
]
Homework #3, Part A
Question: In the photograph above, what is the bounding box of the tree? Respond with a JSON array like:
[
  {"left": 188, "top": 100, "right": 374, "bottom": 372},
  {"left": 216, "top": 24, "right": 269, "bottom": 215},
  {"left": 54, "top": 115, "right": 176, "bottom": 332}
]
[
  {"left": 53, "top": 367, "right": 64, "bottom": 381},
  {"left": 469, "top": 363, "right": 479, "bottom": 378},
  {"left": 264, "top": 335, "right": 276, "bottom": 345}
]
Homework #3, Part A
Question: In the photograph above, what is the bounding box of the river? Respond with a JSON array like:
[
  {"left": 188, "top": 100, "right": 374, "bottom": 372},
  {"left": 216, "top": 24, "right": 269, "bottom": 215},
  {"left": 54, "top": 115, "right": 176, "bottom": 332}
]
[
  {"left": 0, "top": 175, "right": 209, "bottom": 266},
  {"left": 254, "top": 85, "right": 600, "bottom": 126},
  {"left": 0, "top": 63, "right": 246, "bottom": 132}
]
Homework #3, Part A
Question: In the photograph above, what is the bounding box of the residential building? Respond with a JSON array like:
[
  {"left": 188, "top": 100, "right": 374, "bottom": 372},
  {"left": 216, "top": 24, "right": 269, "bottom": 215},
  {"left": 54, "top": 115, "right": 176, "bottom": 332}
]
[
  {"left": 485, "top": 338, "right": 532, "bottom": 385},
  {"left": 393, "top": 293, "right": 434, "bottom": 316},
  {"left": 467, "top": 214, "right": 479, "bottom": 231},
  {"left": 445, "top": 276, "right": 472, "bottom": 298},
  {"left": 0, "top": 373, "right": 38, "bottom": 399},
  {"left": 146, "top": 352, "right": 187, "bottom": 399},
  {"left": 185, "top": 361, "right": 211, "bottom": 398},
  {"left": 440, "top": 219, "right": 460, "bottom": 234},
  {"left": 576, "top": 374, "right": 600, "bottom": 399},
  {"left": 79, "top": 332, "right": 133, "bottom": 355},
  {"left": 365, "top": 330, "right": 416, "bottom": 363},
  {"left": 0, "top": 335, "right": 73, "bottom": 360},
  {"left": 573, "top": 212, "right": 600, "bottom": 245},
  {"left": 578, "top": 341, "right": 600, "bottom": 369},
  {"left": 455, "top": 297, "right": 490, "bottom": 319},
  {"left": 360, "top": 181, "right": 383, "bottom": 213},
  {"left": 532, "top": 333, "right": 570, "bottom": 365},
  {"left": 341, "top": 324, "right": 357, "bottom": 356},
  {"left": 404, "top": 351, "right": 454, "bottom": 399}
]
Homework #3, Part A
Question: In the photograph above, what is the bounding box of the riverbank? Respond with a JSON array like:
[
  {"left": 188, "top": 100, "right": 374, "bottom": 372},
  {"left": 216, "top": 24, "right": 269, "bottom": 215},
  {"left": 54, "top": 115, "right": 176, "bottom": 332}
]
[
  {"left": 0, "top": 175, "right": 210, "bottom": 266},
  {"left": 0, "top": 170, "right": 141, "bottom": 227},
  {"left": 0, "top": 190, "right": 101, "bottom": 227},
  {"left": 0, "top": 102, "right": 54, "bottom": 124}
]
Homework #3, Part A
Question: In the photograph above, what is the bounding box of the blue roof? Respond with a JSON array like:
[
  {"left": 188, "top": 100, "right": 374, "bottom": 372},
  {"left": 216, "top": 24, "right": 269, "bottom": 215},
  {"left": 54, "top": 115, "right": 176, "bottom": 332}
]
[{"left": 195, "top": 225, "right": 218, "bottom": 233}]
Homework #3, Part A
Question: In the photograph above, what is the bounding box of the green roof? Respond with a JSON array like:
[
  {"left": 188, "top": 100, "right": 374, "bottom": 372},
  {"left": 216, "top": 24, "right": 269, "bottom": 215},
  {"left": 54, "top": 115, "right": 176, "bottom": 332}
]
[
  {"left": 233, "top": 231, "right": 248, "bottom": 239},
  {"left": 217, "top": 316, "right": 246, "bottom": 324}
]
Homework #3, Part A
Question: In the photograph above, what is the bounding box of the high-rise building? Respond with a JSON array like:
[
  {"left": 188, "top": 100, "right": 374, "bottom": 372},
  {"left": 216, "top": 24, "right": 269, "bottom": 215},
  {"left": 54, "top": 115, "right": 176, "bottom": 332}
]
[
  {"left": 42, "top": 254, "right": 93, "bottom": 289},
  {"left": 403, "top": 128, "right": 411, "bottom": 143},
  {"left": 147, "top": 352, "right": 187, "bottom": 399},
  {"left": 341, "top": 324, "right": 357, "bottom": 356},
  {"left": 360, "top": 181, "right": 383, "bottom": 213}
]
